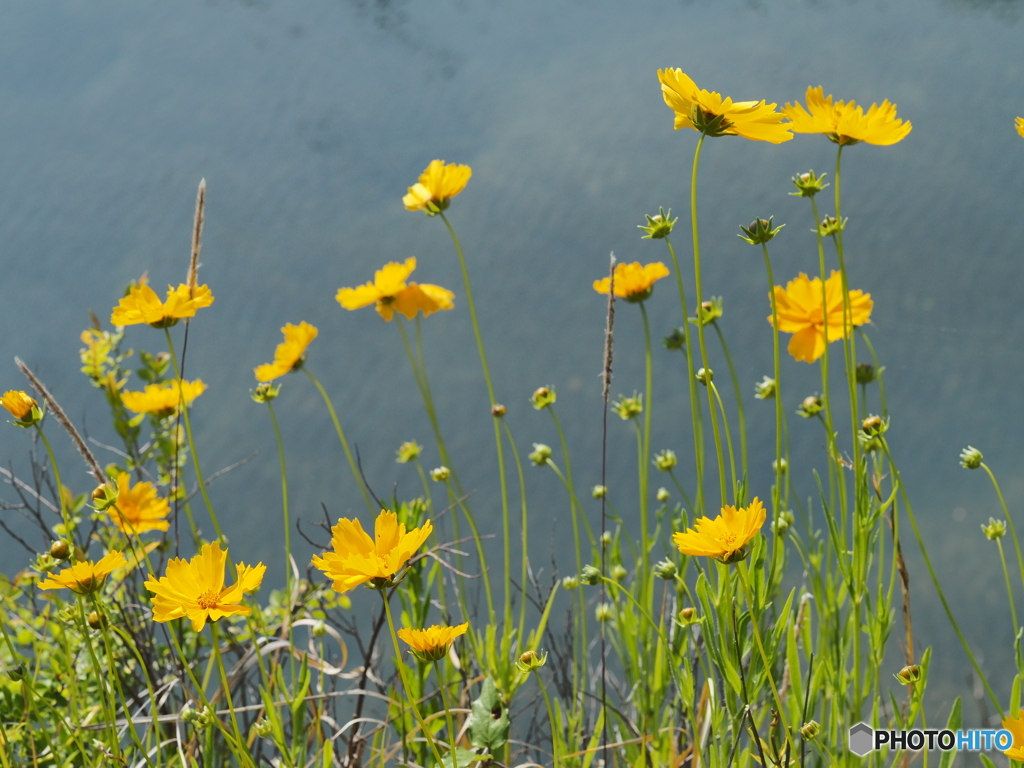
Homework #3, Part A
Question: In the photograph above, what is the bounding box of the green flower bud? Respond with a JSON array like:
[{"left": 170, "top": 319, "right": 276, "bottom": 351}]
[
  {"left": 87, "top": 611, "right": 106, "bottom": 630},
  {"left": 429, "top": 466, "right": 451, "bottom": 482},
  {"left": 592, "top": 484, "right": 607, "bottom": 499},
  {"left": 530, "top": 386, "right": 556, "bottom": 410},
  {"left": 800, "top": 720, "right": 821, "bottom": 739},
  {"left": 790, "top": 170, "right": 829, "bottom": 198},
  {"left": 250, "top": 382, "right": 280, "bottom": 403},
  {"left": 594, "top": 603, "right": 613, "bottom": 622},
  {"left": 695, "top": 368, "right": 713, "bottom": 386},
  {"left": 562, "top": 575, "right": 580, "bottom": 591},
  {"left": 691, "top": 297, "right": 723, "bottom": 326},
  {"left": 817, "top": 215, "right": 847, "bottom": 237},
  {"left": 90, "top": 479, "right": 120, "bottom": 512},
  {"left": 653, "top": 559, "right": 677, "bottom": 580},
  {"left": 677, "top": 607, "right": 697, "bottom": 625},
  {"left": 656, "top": 487, "right": 670, "bottom": 503},
  {"left": 797, "top": 395, "right": 823, "bottom": 418},
  {"left": 312, "top": 620, "right": 327, "bottom": 638},
  {"left": 610, "top": 564, "right": 628, "bottom": 581},
  {"left": 960, "top": 446, "right": 983, "bottom": 470},
  {"left": 601, "top": 530, "right": 613, "bottom": 545},
  {"left": 491, "top": 403, "right": 507, "bottom": 418},
  {"left": 396, "top": 441, "right": 423, "bottom": 464},
  {"left": 754, "top": 375, "right": 777, "bottom": 400},
  {"left": 49, "top": 540, "right": 70, "bottom": 561},
  {"left": 6, "top": 664, "right": 26, "bottom": 682},
  {"left": 252, "top": 718, "right": 274, "bottom": 738},
  {"left": 613, "top": 394, "right": 643, "bottom": 420},
  {"left": 654, "top": 449, "right": 677, "bottom": 472},
  {"left": 738, "top": 216, "right": 785, "bottom": 245},
  {"left": 855, "top": 362, "right": 878, "bottom": 385},
  {"left": 529, "top": 443, "right": 553, "bottom": 466},
  {"left": 982, "top": 517, "right": 1007, "bottom": 541},
  {"left": 773, "top": 458, "right": 788, "bottom": 475},
  {"left": 662, "top": 327, "right": 687, "bottom": 351},
  {"left": 516, "top": 649, "right": 548, "bottom": 673},
  {"left": 638, "top": 207, "right": 677, "bottom": 239},
  {"left": 771, "top": 510, "right": 795, "bottom": 535},
  {"left": 581, "top": 565, "right": 601, "bottom": 586},
  {"left": 894, "top": 664, "right": 921, "bottom": 685}
]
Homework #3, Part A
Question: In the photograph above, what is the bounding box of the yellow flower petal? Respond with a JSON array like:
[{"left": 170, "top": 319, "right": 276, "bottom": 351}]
[
  {"left": 783, "top": 86, "right": 911, "bottom": 146},
  {"left": 403, "top": 161, "right": 472, "bottom": 212},
  {"left": 111, "top": 283, "right": 214, "bottom": 327},
  {"left": 107, "top": 471, "right": 170, "bottom": 534},
  {"left": 121, "top": 380, "right": 206, "bottom": 414},
  {"left": 254, "top": 322, "right": 318, "bottom": 382},
  {"left": 674, "top": 499, "right": 766, "bottom": 563},
  {"left": 593, "top": 261, "right": 670, "bottom": 302},
  {"left": 768, "top": 272, "right": 872, "bottom": 363},
  {"left": 1, "top": 391, "right": 37, "bottom": 420}
]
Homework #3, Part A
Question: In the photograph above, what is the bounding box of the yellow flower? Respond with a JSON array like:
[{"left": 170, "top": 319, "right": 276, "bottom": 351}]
[
  {"left": 311, "top": 509, "right": 433, "bottom": 593},
  {"left": 769, "top": 271, "right": 873, "bottom": 363},
  {"left": 402, "top": 160, "right": 472, "bottom": 215},
  {"left": 1003, "top": 709, "right": 1024, "bottom": 760},
  {"left": 254, "top": 322, "right": 319, "bottom": 382},
  {"left": 783, "top": 86, "right": 912, "bottom": 146},
  {"left": 1, "top": 391, "right": 37, "bottom": 421},
  {"left": 657, "top": 69, "right": 793, "bottom": 144},
  {"left": 336, "top": 257, "right": 455, "bottom": 322},
  {"left": 111, "top": 283, "right": 215, "bottom": 328},
  {"left": 593, "top": 261, "right": 670, "bottom": 303},
  {"left": 107, "top": 472, "right": 170, "bottom": 534},
  {"left": 398, "top": 622, "right": 469, "bottom": 662},
  {"left": 38, "top": 551, "right": 128, "bottom": 594},
  {"left": 121, "top": 379, "right": 207, "bottom": 415},
  {"left": 673, "top": 498, "right": 766, "bottom": 564},
  {"left": 144, "top": 542, "right": 266, "bottom": 632},
  {"left": 1016, "top": 117, "right": 1024, "bottom": 138}
]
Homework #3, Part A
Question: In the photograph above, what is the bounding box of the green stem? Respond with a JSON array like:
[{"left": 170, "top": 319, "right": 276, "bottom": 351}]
[
  {"left": 209, "top": 622, "right": 256, "bottom": 768},
  {"left": 534, "top": 669, "right": 560, "bottom": 767},
  {"left": 639, "top": 301, "right": 654, "bottom": 593},
  {"left": 996, "top": 539, "right": 1020, "bottom": 655},
  {"left": 302, "top": 367, "right": 376, "bottom": 514},
  {"left": 707, "top": 382, "right": 736, "bottom": 499},
  {"left": 761, "top": 242, "right": 786, "bottom": 591},
  {"left": 711, "top": 321, "right": 747, "bottom": 482},
  {"left": 433, "top": 660, "right": 458, "bottom": 758},
  {"left": 76, "top": 597, "right": 121, "bottom": 758},
  {"left": 266, "top": 402, "right": 292, "bottom": 596},
  {"left": 688, "top": 133, "right": 728, "bottom": 508},
  {"left": 34, "top": 428, "right": 74, "bottom": 548},
  {"left": 500, "top": 419, "right": 530, "bottom": 645},
  {"left": 981, "top": 463, "right": 1024, "bottom": 596}
]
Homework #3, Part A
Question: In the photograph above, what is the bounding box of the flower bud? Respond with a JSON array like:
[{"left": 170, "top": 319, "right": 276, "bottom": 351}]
[
  {"left": 250, "top": 382, "right": 280, "bottom": 403},
  {"left": 312, "top": 620, "right": 327, "bottom": 638},
  {"left": 601, "top": 530, "right": 613, "bottom": 545},
  {"left": 491, "top": 403, "right": 507, "bottom": 418},
  {"left": 638, "top": 207, "right": 677, "bottom": 239},
  {"left": 610, "top": 564, "right": 628, "bottom": 581},
  {"left": 960, "top": 446, "right": 983, "bottom": 470},
  {"left": 613, "top": 394, "right": 643, "bottom": 420},
  {"left": 591, "top": 485, "right": 607, "bottom": 499},
  {"left": 654, "top": 449, "right": 677, "bottom": 472},
  {"left": 771, "top": 510, "right": 795, "bottom": 535},
  {"left": 252, "top": 718, "right": 274, "bottom": 739},
  {"left": 529, "top": 443, "right": 552, "bottom": 466},
  {"left": 656, "top": 487, "right": 670, "bottom": 503},
  {"left": 530, "top": 386, "right": 556, "bottom": 410},
  {"left": 982, "top": 517, "right": 1007, "bottom": 541},
  {"left": 797, "top": 395, "right": 823, "bottom": 418},
  {"left": 653, "top": 559, "right": 677, "bottom": 580},
  {"left": 662, "top": 327, "right": 687, "bottom": 351},
  {"left": 429, "top": 466, "right": 451, "bottom": 482},
  {"left": 87, "top": 611, "right": 106, "bottom": 630},
  {"left": 860, "top": 415, "right": 888, "bottom": 441},
  {"left": 695, "top": 368, "right": 713, "bottom": 386},
  {"left": 516, "top": 649, "right": 548, "bottom": 673},
  {"left": 677, "top": 606, "right": 697, "bottom": 625},
  {"left": 894, "top": 664, "right": 921, "bottom": 685},
  {"left": 799, "top": 720, "right": 821, "bottom": 739},
  {"left": 773, "top": 458, "right": 788, "bottom": 475},
  {"left": 817, "top": 215, "right": 847, "bottom": 237},
  {"left": 581, "top": 565, "right": 601, "bottom": 586},
  {"left": 692, "top": 297, "right": 723, "bottom": 326},
  {"left": 594, "top": 603, "right": 613, "bottom": 622},
  {"left": 790, "top": 170, "right": 829, "bottom": 198},
  {"left": 49, "top": 540, "right": 70, "bottom": 561},
  {"left": 90, "top": 479, "right": 120, "bottom": 512},
  {"left": 6, "top": 664, "right": 26, "bottom": 682},
  {"left": 396, "top": 441, "right": 423, "bottom": 464},
  {"left": 754, "top": 376, "right": 776, "bottom": 400},
  {"left": 1, "top": 391, "right": 43, "bottom": 427},
  {"left": 738, "top": 216, "right": 784, "bottom": 245},
  {"left": 855, "top": 362, "right": 878, "bottom": 385},
  {"left": 562, "top": 575, "right": 580, "bottom": 590}
]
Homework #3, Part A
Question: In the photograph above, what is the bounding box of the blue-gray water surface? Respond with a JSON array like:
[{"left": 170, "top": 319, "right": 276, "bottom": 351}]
[{"left": 1, "top": 0, "right": 1023, "bottom": 721}]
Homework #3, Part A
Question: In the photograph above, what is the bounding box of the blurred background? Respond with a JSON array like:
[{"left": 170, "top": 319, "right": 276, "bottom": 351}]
[{"left": 0, "top": 0, "right": 1022, "bottom": 721}]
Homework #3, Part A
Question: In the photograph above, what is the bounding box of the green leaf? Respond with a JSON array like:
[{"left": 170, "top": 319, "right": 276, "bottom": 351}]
[
  {"left": 436, "top": 746, "right": 487, "bottom": 768},
  {"left": 938, "top": 697, "right": 961, "bottom": 768},
  {"left": 467, "top": 677, "right": 509, "bottom": 753}
]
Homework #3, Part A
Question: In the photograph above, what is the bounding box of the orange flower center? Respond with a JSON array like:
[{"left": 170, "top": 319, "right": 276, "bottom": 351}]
[
  {"left": 197, "top": 590, "right": 220, "bottom": 610},
  {"left": 720, "top": 532, "right": 737, "bottom": 549}
]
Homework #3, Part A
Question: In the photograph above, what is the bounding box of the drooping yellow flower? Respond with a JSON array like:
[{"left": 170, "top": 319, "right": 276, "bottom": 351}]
[
  {"left": 769, "top": 271, "right": 873, "bottom": 363},
  {"left": 398, "top": 622, "right": 469, "bottom": 662},
  {"left": 121, "top": 379, "right": 207, "bottom": 415},
  {"left": 107, "top": 472, "right": 170, "bottom": 534},
  {"left": 144, "top": 542, "right": 265, "bottom": 632},
  {"left": 1016, "top": 117, "right": 1024, "bottom": 138},
  {"left": 1003, "top": 709, "right": 1024, "bottom": 760},
  {"left": 254, "top": 322, "right": 319, "bottom": 382},
  {"left": 673, "top": 498, "right": 766, "bottom": 564},
  {"left": 402, "top": 160, "right": 472, "bottom": 215},
  {"left": 311, "top": 509, "right": 433, "bottom": 593},
  {"left": 783, "top": 86, "right": 912, "bottom": 146},
  {"left": 336, "top": 257, "right": 455, "bottom": 322},
  {"left": 593, "top": 261, "right": 670, "bottom": 303},
  {"left": 38, "top": 551, "right": 128, "bottom": 594},
  {"left": 111, "top": 283, "right": 215, "bottom": 328},
  {"left": 657, "top": 69, "right": 793, "bottom": 144},
  {"left": 1, "top": 391, "right": 38, "bottom": 421}
]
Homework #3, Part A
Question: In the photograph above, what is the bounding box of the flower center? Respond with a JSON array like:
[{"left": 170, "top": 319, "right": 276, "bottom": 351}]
[{"left": 197, "top": 590, "right": 220, "bottom": 610}]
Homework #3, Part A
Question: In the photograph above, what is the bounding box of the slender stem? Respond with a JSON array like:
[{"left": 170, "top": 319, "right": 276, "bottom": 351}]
[
  {"left": 302, "top": 367, "right": 375, "bottom": 514},
  {"left": 209, "top": 623, "right": 256, "bottom": 768},
  {"left": 761, "top": 242, "right": 785, "bottom": 591},
  {"left": 500, "top": 419, "right": 531, "bottom": 644},
  {"left": 711, "top": 321, "right": 747, "bottom": 482},
  {"left": 639, "top": 302, "right": 654, "bottom": 593},
  {"left": 433, "top": 660, "right": 458, "bottom": 758},
  {"left": 996, "top": 539, "right": 1020, "bottom": 656},
  {"left": 534, "top": 669, "right": 560, "bottom": 767},
  {"left": 266, "top": 402, "right": 292, "bottom": 596},
  {"left": 76, "top": 597, "right": 121, "bottom": 757},
  {"left": 34, "top": 428, "right": 74, "bottom": 547},
  {"left": 688, "top": 133, "right": 728, "bottom": 507},
  {"left": 981, "top": 463, "right": 1024, "bottom": 596}
]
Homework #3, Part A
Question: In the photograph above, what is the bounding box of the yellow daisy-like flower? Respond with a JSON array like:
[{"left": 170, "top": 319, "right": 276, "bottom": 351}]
[
  {"left": 783, "top": 86, "right": 912, "bottom": 146},
  {"left": 254, "top": 322, "right": 319, "bottom": 382},
  {"left": 1003, "top": 709, "right": 1024, "bottom": 760},
  {"left": 38, "top": 551, "right": 128, "bottom": 595},
  {"left": 593, "top": 261, "right": 670, "bottom": 303},
  {"left": 1, "top": 391, "right": 38, "bottom": 421},
  {"left": 402, "top": 160, "right": 472, "bottom": 215},
  {"left": 121, "top": 379, "right": 207, "bottom": 415},
  {"left": 657, "top": 69, "right": 793, "bottom": 144},
  {"left": 144, "top": 542, "right": 266, "bottom": 632},
  {"left": 398, "top": 622, "right": 469, "bottom": 662},
  {"left": 769, "top": 271, "right": 873, "bottom": 364},
  {"left": 107, "top": 472, "right": 170, "bottom": 534},
  {"left": 336, "top": 257, "right": 455, "bottom": 322},
  {"left": 673, "top": 498, "right": 766, "bottom": 564},
  {"left": 1016, "top": 117, "right": 1024, "bottom": 138},
  {"left": 111, "top": 283, "right": 215, "bottom": 328},
  {"left": 311, "top": 509, "right": 433, "bottom": 593}
]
